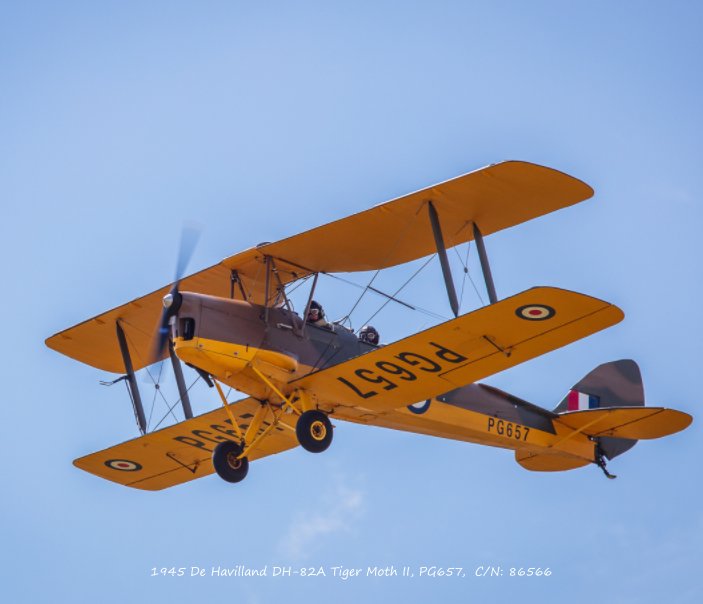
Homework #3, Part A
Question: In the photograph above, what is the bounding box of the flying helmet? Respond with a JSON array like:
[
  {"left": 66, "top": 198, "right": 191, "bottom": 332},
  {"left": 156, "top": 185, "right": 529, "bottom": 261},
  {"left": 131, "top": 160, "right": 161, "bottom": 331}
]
[
  {"left": 359, "top": 325, "right": 379, "bottom": 345},
  {"left": 307, "top": 300, "right": 325, "bottom": 322}
]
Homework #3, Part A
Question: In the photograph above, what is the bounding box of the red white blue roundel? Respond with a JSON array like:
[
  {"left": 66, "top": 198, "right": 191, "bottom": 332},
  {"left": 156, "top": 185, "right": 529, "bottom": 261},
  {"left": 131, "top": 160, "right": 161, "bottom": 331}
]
[
  {"left": 105, "top": 459, "right": 142, "bottom": 472},
  {"left": 407, "top": 399, "right": 431, "bottom": 414},
  {"left": 515, "top": 304, "right": 555, "bottom": 321}
]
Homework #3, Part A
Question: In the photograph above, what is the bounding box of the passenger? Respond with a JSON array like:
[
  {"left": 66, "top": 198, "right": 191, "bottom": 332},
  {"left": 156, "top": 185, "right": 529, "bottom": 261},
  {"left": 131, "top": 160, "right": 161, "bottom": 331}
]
[
  {"left": 359, "top": 325, "right": 380, "bottom": 346},
  {"left": 306, "top": 300, "right": 332, "bottom": 329}
]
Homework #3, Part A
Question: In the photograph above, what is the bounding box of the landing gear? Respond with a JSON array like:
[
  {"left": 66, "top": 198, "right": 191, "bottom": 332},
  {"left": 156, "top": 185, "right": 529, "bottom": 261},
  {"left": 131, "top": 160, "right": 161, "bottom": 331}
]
[
  {"left": 296, "top": 410, "right": 333, "bottom": 453},
  {"left": 212, "top": 440, "right": 249, "bottom": 483}
]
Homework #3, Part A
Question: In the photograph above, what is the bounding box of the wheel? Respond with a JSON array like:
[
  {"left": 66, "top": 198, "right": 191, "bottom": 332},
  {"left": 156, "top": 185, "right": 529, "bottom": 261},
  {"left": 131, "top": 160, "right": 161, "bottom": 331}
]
[
  {"left": 212, "top": 440, "right": 249, "bottom": 483},
  {"left": 296, "top": 410, "right": 333, "bottom": 453}
]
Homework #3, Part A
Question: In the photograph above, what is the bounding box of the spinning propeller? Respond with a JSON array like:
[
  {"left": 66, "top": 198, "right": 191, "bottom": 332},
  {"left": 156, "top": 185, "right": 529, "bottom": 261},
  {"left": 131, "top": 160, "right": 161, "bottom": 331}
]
[{"left": 151, "top": 225, "right": 201, "bottom": 364}]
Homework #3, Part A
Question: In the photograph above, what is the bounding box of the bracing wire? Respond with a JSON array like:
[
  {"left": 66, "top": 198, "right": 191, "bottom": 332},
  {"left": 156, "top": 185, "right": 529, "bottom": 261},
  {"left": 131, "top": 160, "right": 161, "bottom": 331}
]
[
  {"left": 340, "top": 267, "right": 383, "bottom": 324},
  {"left": 455, "top": 241, "right": 471, "bottom": 312},
  {"left": 145, "top": 361, "right": 165, "bottom": 431},
  {"left": 357, "top": 254, "right": 442, "bottom": 330},
  {"left": 152, "top": 374, "right": 202, "bottom": 431},
  {"left": 452, "top": 240, "right": 485, "bottom": 307},
  {"left": 335, "top": 208, "right": 438, "bottom": 328},
  {"left": 285, "top": 273, "right": 312, "bottom": 297},
  {"left": 123, "top": 329, "right": 180, "bottom": 428},
  {"left": 144, "top": 360, "right": 179, "bottom": 428},
  {"left": 467, "top": 273, "right": 485, "bottom": 306},
  {"left": 326, "top": 260, "right": 445, "bottom": 323}
]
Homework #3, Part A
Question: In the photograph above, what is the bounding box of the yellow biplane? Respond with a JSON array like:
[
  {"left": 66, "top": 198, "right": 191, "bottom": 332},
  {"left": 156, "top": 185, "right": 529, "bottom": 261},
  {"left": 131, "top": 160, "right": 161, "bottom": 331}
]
[{"left": 45, "top": 161, "right": 691, "bottom": 490}]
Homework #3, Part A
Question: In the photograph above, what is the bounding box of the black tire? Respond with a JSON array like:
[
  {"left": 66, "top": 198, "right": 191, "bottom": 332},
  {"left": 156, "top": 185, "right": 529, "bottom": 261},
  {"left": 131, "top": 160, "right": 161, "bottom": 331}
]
[
  {"left": 296, "top": 410, "right": 333, "bottom": 453},
  {"left": 212, "top": 440, "right": 249, "bottom": 483}
]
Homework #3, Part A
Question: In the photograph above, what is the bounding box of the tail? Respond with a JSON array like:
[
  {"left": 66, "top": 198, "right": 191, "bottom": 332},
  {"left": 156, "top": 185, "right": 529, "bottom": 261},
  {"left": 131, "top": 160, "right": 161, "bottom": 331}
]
[
  {"left": 553, "top": 359, "right": 643, "bottom": 460},
  {"left": 516, "top": 360, "right": 691, "bottom": 475}
]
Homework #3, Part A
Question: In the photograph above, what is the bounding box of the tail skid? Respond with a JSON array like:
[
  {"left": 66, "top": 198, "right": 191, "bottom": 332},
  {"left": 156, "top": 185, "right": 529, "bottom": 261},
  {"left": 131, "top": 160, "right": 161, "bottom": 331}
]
[{"left": 595, "top": 442, "right": 617, "bottom": 479}]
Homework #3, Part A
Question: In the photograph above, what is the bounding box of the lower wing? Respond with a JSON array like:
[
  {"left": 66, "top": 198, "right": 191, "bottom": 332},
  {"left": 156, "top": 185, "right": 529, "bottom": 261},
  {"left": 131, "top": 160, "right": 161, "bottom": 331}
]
[{"left": 73, "top": 397, "right": 298, "bottom": 490}]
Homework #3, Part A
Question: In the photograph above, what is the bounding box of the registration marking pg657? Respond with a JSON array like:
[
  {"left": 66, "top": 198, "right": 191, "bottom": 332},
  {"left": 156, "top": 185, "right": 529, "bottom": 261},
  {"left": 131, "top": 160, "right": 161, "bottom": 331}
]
[
  {"left": 335, "top": 342, "right": 467, "bottom": 399},
  {"left": 486, "top": 417, "right": 530, "bottom": 441}
]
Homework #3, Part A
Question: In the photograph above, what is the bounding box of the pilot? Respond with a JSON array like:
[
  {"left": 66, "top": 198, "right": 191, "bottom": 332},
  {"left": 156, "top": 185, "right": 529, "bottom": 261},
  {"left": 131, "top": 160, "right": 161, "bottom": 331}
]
[
  {"left": 306, "top": 300, "right": 332, "bottom": 329},
  {"left": 359, "top": 325, "right": 380, "bottom": 346}
]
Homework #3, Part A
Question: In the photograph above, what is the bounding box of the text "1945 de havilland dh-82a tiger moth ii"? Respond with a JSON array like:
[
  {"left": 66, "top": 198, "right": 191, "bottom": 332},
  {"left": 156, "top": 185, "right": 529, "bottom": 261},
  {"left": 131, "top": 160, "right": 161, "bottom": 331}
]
[{"left": 46, "top": 161, "right": 692, "bottom": 490}]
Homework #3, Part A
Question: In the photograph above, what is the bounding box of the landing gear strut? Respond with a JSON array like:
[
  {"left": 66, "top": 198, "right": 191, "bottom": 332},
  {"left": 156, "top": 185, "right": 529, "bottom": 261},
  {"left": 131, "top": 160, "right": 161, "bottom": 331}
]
[
  {"left": 296, "top": 410, "right": 333, "bottom": 453},
  {"left": 212, "top": 441, "right": 249, "bottom": 483}
]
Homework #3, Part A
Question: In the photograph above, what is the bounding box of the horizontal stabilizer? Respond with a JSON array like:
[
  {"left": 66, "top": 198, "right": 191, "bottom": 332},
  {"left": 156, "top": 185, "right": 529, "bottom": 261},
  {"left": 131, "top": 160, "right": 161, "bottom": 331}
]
[
  {"left": 73, "top": 397, "right": 298, "bottom": 490},
  {"left": 556, "top": 407, "right": 692, "bottom": 440}
]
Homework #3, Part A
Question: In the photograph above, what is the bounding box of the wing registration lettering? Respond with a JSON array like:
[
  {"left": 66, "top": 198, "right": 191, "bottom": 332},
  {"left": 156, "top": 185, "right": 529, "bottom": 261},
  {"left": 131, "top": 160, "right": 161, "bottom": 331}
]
[
  {"left": 336, "top": 342, "right": 467, "bottom": 400},
  {"left": 73, "top": 396, "right": 299, "bottom": 490}
]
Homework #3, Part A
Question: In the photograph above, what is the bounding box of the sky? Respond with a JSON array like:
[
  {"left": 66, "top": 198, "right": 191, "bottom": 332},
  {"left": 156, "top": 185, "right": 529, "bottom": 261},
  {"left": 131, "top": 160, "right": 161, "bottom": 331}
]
[{"left": 2, "top": 1, "right": 702, "bottom": 602}]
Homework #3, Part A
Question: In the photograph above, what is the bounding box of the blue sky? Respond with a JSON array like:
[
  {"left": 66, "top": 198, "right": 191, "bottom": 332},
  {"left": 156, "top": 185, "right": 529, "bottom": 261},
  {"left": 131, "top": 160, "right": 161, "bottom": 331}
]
[{"left": 2, "top": 1, "right": 702, "bottom": 602}]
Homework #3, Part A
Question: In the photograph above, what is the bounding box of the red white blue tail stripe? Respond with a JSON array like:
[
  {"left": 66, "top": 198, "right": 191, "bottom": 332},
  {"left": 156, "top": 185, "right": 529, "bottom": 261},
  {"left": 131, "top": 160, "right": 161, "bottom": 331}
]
[{"left": 567, "top": 390, "right": 600, "bottom": 411}]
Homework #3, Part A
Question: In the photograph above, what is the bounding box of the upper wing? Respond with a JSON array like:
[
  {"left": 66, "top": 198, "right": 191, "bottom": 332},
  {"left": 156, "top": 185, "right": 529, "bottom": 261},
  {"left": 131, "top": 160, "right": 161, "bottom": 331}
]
[
  {"left": 292, "top": 287, "right": 623, "bottom": 413},
  {"left": 254, "top": 160, "right": 592, "bottom": 273},
  {"left": 46, "top": 161, "right": 592, "bottom": 373},
  {"left": 73, "top": 397, "right": 298, "bottom": 490}
]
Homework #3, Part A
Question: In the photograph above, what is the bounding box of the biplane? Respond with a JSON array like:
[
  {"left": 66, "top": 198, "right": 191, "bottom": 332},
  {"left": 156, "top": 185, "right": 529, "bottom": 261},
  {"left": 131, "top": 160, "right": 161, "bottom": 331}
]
[{"left": 45, "top": 161, "right": 691, "bottom": 490}]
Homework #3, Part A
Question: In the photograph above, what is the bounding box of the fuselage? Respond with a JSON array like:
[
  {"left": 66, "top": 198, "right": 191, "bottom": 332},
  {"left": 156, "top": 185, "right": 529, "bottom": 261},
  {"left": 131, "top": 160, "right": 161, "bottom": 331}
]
[{"left": 171, "top": 292, "right": 374, "bottom": 395}]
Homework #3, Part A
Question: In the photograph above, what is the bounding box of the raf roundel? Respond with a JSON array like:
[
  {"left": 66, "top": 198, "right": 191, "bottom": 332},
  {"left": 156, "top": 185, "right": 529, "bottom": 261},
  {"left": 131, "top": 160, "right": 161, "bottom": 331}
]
[
  {"left": 407, "top": 399, "right": 432, "bottom": 415},
  {"left": 515, "top": 304, "right": 556, "bottom": 321},
  {"left": 105, "top": 459, "right": 142, "bottom": 472}
]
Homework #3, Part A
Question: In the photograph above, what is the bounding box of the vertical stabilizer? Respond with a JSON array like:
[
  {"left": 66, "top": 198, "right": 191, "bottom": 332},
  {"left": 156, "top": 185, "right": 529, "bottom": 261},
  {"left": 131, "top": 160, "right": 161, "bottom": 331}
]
[{"left": 554, "top": 359, "right": 644, "bottom": 459}]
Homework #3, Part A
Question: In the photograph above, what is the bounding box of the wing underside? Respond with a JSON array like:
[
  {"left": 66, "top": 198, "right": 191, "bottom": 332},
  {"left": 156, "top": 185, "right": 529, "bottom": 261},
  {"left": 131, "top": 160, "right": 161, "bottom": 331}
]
[
  {"left": 46, "top": 161, "right": 593, "bottom": 373},
  {"left": 73, "top": 397, "right": 298, "bottom": 490},
  {"left": 293, "top": 286, "right": 624, "bottom": 413}
]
